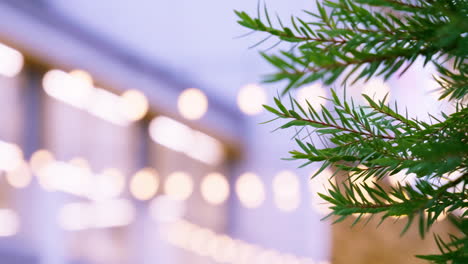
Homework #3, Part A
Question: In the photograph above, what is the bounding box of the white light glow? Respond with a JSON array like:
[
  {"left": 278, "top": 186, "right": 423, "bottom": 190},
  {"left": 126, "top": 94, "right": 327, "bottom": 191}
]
[
  {"left": 165, "top": 219, "right": 316, "bottom": 264},
  {"left": 0, "top": 141, "right": 23, "bottom": 172},
  {"left": 188, "top": 131, "right": 224, "bottom": 165},
  {"left": 237, "top": 84, "right": 267, "bottom": 115},
  {"left": 0, "top": 209, "right": 19, "bottom": 237},
  {"left": 309, "top": 168, "right": 335, "bottom": 215},
  {"left": 177, "top": 88, "right": 208, "bottom": 120},
  {"left": 297, "top": 84, "right": 327, "bottom": 110},
  {"left": 164, "top": 171, "right": 193, "bottom": 201},
  {"left": 58, "top": 199, "right": 134, "bottom": 231},
  {"left": 0, "top": 43, "right": 24, "bottom": 77},
  {"left": 388, "top": 169, "right": 417, "bottom": 187},
  {"left": 43, "top": 69, "right": 95, "bottom": 109},
  {"left": 119, "top": 89, "right": 149, "bottom": 121},
  {"left": 30, "top": 149, "right": 55, "bottom": 174},
  {"left": 361, "top": 78, "right": 391, "bottom": 103},
  {"left": 89, "top": 168, "right": 125, "bottom": 200},
  {"left": 149, "top": 195, "right": 186, "bottom": 222},
  {"left": 149, "top": 116, "right": 192, "bottom": 152},
  {"left": 87, "top": 88, "right": 129, "bottom": 126},
  {"left": 149, "top": 116, "right": 224, "bottom": 165},
  {"left": 130, "top": 168, "right": 159, "bottom": 201},
  {"left": 6, "top": 160, "right": 32, "bottom": 188},
  {"left": 39, "top": 161, "right": 93, "bottom": 195},
  {"left": 235, "top": 172, "right": 265, "bottom": 209},
  {"left": 201, "top": 173, "right": 230, "bottom": 205},
  {"left": 273, "top": 170, "right": 300, "bottom": 212},
  {"left": 43, "top": 70, "right": 145, "bottom": 125}
]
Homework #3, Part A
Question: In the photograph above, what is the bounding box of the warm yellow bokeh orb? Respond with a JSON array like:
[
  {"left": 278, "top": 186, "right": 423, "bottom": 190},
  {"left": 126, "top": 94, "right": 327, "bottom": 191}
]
[
  {"left": 235, "top": 172, "right": 265, "bottom": 209},
  {"left": 120, "top": 89, "right": 149, "bottom": 121},
  {"left": 200, "top": 172, "right": 230, "bottom": 205},
  {"left": 237, "top": 84, "right": 267, "bottom": 115},
  {"left": 6, "top": 160, "right": 32, "bottom": 189},
  {"left": 164, "top": 171, "right": 194, "bottom": 201},
  {"left": 30, "top": 149, "right": 55, "bottom": 174},
  {"left": 273, "top": 170, "right": 300, "bottom": 212},
  {"left": 130, "top": 168, "right": 159, "bottom": 201},
  {"left": 69, "top": 69, "right": 94, "bottom": 88},
  {"left": 177, "top": 88, "right": 208, "bottom": 120}
]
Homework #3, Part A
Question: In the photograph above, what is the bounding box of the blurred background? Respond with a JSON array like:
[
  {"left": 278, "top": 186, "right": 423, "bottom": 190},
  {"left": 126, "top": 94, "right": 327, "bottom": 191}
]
[{"left": 0, "top": 1, "right": 457, "bottom": 264}]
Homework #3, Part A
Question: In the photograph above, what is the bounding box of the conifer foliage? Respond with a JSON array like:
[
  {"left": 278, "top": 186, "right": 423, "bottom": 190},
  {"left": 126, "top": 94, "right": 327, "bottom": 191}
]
[{"left": 236, "top": 0, "right": 467, "bottom": 262}]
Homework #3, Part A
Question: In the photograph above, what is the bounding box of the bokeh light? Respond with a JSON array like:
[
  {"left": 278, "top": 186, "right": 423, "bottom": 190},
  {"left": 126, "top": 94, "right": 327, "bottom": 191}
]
[
  {"left": 273, "top": 170, "right": 300, "bottom": 212},
  {"left": 149, "top": 195, "right": 186, "bottom": 222},
  {"left": 6, "top": 160, "right": 32, "bottom": 189},
  {"left": 149, "top": 116, "right": 192, "bottom": 152},
  {"left": 237, "top": 84, "right": 267, "bottom": 115},
  {"left": 388, "top": 169, "right": 417, "bottom": 187},
  {"left": 0, "top": 141, "right": 23, "bottom": 172},
  {"left": 29, "top": 149, "right": 55, "bottom": 174},
  {"left": 309, "top": 167, "right": 335, "bottom": 215},
  {"left": 0, "top": 209, "right": 20, "bottom": 237},
  {"left": 297, "top": 83, "right": 327, "bottom": 110},
  {"left": 235, "top": 172, "right": 265, "bottom": 209},
  {"left": 177, "top": 88, "right": 208, "bottom": 120},
  {"left": 130, "top": 168, "right": 159, "bottom": 201},
  {"left": 120, "top": 89, "right": 149, "bottom": 121},
  {"left": 361, "top": 78, "right": 391, "bottom": 103},
  {"left": 201, "top": 172, "right": 230, "bottom": 205},
  {"left": 89, "top": 168, "right": 126, "bottom": 200},
  {"left": 0, "top": 43, "right": 24, "bottom": 78},
  {"left": 164, "top": 171, "right": 193, "bottom": 201}
]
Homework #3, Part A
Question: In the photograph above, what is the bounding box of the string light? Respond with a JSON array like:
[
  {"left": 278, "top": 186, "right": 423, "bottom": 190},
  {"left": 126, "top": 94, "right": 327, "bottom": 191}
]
[
  {"left": 235, "top": 172, "right": 265, "bottom": 209},
  {"left": 273, "top": 170, "right": 300, "bottom": 212},
  {"left": 5, "top": 160, "right": 32, "bottom": 189},
  {"left": 0, "top": 43, "right": 24, "bottom": 78},
  {"left": 149, "top": 116, "right": 224, "bottom": 165},
  {"left": 164, "top": 171, "right": 193, "bottom": 201},
  {"left": 164, "top": 219, "right": 317, "bottom": 264},
  {"left": 237, "top": 84, "right": 267, "bottom": 115},
  {"left": 130, "top": 168, "right": 159, "bottom": 201},
  {"left": 200, "top": 172, "right": 230, "bottom": 205},
  {"left": 119, "top": 89, "right": 149, "bottom": 121},
  {"left": 177, "top": 88, "right": 208, "bottom": 120},
  {"left": 0, "top": 140, "right": 23, "bottom": 172}
]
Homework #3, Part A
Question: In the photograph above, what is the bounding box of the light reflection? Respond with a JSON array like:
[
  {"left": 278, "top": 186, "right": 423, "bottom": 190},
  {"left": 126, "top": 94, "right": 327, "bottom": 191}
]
[
  {"left": 164, "top": 171, "right": 193, "bottom": 201},
  {"left": 201, "top": 172, "right": 230, "bottom": 205},
  {"left": 30, "top": 149, "right": 55, "bottom": 174},
  {"left": 235, "top": 172, "right": 265, "bottom": 209},
  {"left": 177, "top": 88, "right": 208, "bottom": 120},
  {"left": 0, "top": 209, "right": 20, "bottom": 237},
  {"left": 130, "top": 168, "right": 159, "bottom": 201},
  {"left": 237, "top": 84, "right": 267, "bottom": 115},
  {"left": 0, "top": 43, "right": 24, "bottom": 78},
  {"left": 273, "top": 170, "right": 300, "bottom": 212}
]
